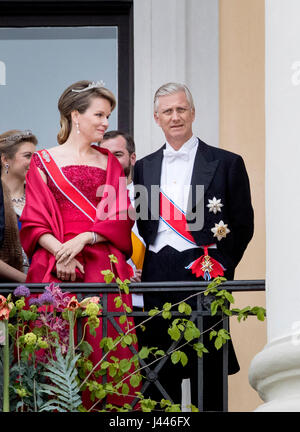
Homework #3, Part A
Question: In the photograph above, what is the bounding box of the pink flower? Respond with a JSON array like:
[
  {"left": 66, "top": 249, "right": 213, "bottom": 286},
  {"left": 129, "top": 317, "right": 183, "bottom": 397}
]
[
  {"left": 80, "top": 296, "right": 100, "bottom": 308},
  {"left": 0, "top": 295, "right": 11, "bottom": 321},
  {"left": 44, "top": 282, "right": 72, "bottom": 312}
]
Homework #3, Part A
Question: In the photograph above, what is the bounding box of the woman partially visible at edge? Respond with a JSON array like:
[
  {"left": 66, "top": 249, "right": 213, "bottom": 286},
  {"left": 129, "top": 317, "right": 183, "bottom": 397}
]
[
  {"left": 19, "top": 80, "right": 136, "bottom": 407},
  {"left": 0, "top": 129, "right": 37, "bottom": 282}
]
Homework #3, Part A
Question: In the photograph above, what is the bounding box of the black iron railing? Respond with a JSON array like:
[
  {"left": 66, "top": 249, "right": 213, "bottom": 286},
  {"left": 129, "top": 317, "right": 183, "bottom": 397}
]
[{"left": 0, "top": 280, "right": 265, "bottom": 412}]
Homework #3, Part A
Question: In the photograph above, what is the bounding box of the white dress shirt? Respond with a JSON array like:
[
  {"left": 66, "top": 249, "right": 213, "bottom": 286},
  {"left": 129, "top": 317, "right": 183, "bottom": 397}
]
[{"left": 149, "top": 135, "right": 200, "bottom": 253}]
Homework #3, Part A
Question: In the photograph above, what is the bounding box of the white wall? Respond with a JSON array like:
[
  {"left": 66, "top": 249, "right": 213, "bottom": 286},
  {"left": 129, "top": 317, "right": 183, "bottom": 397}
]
[
  {"left": 249, "top": 0, "right": 300, "bottom": 411},
  {"left": 265, "top": 0, "right": 300, "bottom": 342},
  {"left": 133, "top": 0, "right": 219, "bottom": 158}
]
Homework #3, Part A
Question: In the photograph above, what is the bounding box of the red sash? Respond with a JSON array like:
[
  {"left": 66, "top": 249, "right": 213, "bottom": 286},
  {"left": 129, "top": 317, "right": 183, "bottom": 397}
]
[
  {"left": 36, "top": 149, "right": 96, "bottom": 222},
  {"left": 160, "top": 190, "right": 225, "bottom": 281}
]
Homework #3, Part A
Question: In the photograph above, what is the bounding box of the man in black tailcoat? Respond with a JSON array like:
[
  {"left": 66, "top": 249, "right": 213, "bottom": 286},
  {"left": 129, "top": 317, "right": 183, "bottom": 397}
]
[{"left": 133, "top": 82, "right": 254, "bottom": 411}]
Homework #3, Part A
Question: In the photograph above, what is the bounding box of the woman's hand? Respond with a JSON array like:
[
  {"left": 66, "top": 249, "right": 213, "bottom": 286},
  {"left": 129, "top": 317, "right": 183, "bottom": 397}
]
[
  {"left": 130, "top": 268, "right": 142, "bottom": 283},
  {"left": 55, "top": 232, "right": 92, "bottom": 265},
  {"left": 56, "top": 258, "right": 85, "bottom": 282}
]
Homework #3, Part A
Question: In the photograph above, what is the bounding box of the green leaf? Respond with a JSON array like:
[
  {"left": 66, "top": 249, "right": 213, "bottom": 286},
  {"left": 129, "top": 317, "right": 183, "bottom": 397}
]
[
  {"left": 123, "top": 334, "right": 133, "bottom": 345},
  {"left": 224, "top": 291, "right": 235, "bottom": 304},
  {"left": 100, "top": 337, "right": 115, "bottom": 351},
  {"left": 178, "top": 302, "right": 192, "bottom": 315},
  {"left": 218, "top": 329, "right": 231, "bottom": 340},
  {"left": 119, "top": 315, "right": 127, "bottom": 324},
  {"left": 109, "top": 365, "right": 117, "bottom": 377},
  {"left": 178, "top": 303, "right": 186, "bottom": 314},
  {"left": 39, "top": 348, "right": 82, "bottom": 412},
  {"left": 180, "top": 352, "right": 188, "bottom": 367},
  {"left": 124, "top": 305, "right": 132, "bottom": 314},
  {"left": 163, "top": 302, "right": 172, "bottom": 311},
  {"left": 209, "top": 330, "right": 217, "bottom": 341},
  {"left": 119, "top": 358, "right": 131, "bottom": 373},
  {"left": 117, "top": 279, "right": 130, "bottom": 294},
  {"left": 139, "top": 346, "right": 150, "bottom": 359},
  {"left": 101, "top": 270, "right": 114, "bottom": 284},
  {"left": 114, "top": 296, "right": 123, "bottom": 308},
  {"left": 108, "top": 254, "right": 118, "bottom": 263},
  {"left": 101, "top": 361, "right": 110, "bottom": 370},
  {"left": 190, "top": 404, "right": 199, "bottom": 412},
  {"left": 148, "top": 308, "right": 159, "bottom": 316},
  {"left": 193, "top": 342, "right": 209, "bottom": 357},
  {"left": 214, "top": 336, "right": 223, "bottom": 350},
  {"left": 19, "top": 309, "right": 37, "bottom": 321},
  {"left": 140, "top": 398, "right": 157, "bottom": 412},
  {"left": 130, "top": 374, "right": 142, "bottom": 388},
  {"left": 251, "top": 306, "right": 266, "bottom": 321},
  {"left": 165, "top": 404, "right": 181, "bottom": 412},
  {"left": 77, "top": 341, "right": 93, "bottom": 358},
  {"left": 168, "top": 325, "right": 181, "bottom": 341},
  {"left": 171, "top": 351, "right": 181, "bottom": 365},
  {"left": 162, "top": 311, "right": 172, "bottom": 320},
  {"left": 184, "top": 304, "right": 192, "bottom": 315},
  {"left": 256, "top": 308, "right": 265, "bottom": 321},
  {"left": 184, "top": 328, "right": 196, "bottom": 342},
  {"left": 210, "top": 300, "right": 219, "bottom": 316},
  {"left": 154, "top": 350, "right": 165, "bottom": 357},
  {"left": 122, "top": 383, "right": 129, "bottom": 395},
  {"left": 160, "top": 399, "right": 171, "bottom": 408},
  {"left": 95, "top": 388, "right": 106, "bottom": 400},
  {"left": 184, "top": 323, "right": 200, "bottom": 342},
  {"left": 89, "top": 326, "right": 96, "bottom": 337},
  {"left": 223, "top": 308, "right": 233, "bottom": 316}
]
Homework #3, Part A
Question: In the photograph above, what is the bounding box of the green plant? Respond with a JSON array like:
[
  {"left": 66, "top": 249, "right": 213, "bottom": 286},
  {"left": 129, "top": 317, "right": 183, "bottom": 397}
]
[
  {"left": 0, "top": 259, "right": 266, "bottom": 412},
  {"left": 39, "top": 346, "right": 82, "bottom": 412}
]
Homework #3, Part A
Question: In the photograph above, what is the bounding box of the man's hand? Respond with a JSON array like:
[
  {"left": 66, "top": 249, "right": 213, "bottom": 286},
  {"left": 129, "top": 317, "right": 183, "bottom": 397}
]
[{"left": 130, "top": 268, "right": 142, "bottom": 283}]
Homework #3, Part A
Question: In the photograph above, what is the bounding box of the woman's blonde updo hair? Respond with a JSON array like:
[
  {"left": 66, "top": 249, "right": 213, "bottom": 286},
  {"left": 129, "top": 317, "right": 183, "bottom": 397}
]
[
  {"left": 0, "top": 129, "right": 38, "bottom": 163},
  {"left": 57, "top": 80, "right": 116, "bottom": 145}
]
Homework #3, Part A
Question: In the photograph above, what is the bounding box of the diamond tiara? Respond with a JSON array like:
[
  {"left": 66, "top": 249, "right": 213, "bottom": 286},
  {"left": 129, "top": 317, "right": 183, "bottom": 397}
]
[
  {"left": 72, "top": 80, "right": 106, "bottom": 93},
  {"left": 0, "top": 130, "right": 34, "bottom": 144}
]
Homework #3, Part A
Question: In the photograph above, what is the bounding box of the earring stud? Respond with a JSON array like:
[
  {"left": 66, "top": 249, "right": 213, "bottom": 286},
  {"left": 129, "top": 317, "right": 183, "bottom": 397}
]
[
  {"left": 76, "top": 122, "right": 80, "bottom": 135},
  {"left": 5, "top": 163, "right": 9, "bottom": 174}
]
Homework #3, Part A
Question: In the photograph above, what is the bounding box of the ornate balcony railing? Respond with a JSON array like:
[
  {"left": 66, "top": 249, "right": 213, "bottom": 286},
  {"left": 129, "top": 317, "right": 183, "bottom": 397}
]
[{"left": 0, "top": 279, "right": 265, "bottom": 412}]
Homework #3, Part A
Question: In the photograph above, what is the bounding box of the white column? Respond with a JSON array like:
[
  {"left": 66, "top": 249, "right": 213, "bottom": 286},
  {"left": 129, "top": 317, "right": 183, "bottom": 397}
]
[
  {"left": 133, "top": 0, "right": 219, "bottom": 158},
  {"left": 249, "top": 0, "right": 300, "bottom": 411}
]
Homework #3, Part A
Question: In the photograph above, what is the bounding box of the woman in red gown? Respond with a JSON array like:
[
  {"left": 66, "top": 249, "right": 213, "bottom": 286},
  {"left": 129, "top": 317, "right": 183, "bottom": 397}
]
[{"left": 20, "top": 80, "right": 137, "bottom": 408}]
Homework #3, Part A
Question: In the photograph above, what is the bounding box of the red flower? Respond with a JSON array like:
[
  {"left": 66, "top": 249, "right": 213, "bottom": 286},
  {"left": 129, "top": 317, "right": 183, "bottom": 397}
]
[
  {"left": 66, "top": 297, "right": 80, "bottom": 311},
  {"left": 0, "top": 295, "right": 11, "bottom": 321}
]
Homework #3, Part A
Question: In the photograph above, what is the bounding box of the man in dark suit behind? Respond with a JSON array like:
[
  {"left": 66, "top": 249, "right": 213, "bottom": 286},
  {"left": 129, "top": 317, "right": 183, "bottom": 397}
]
[{"left": 133, "top": 82, "right": 254, "bottom": 411}]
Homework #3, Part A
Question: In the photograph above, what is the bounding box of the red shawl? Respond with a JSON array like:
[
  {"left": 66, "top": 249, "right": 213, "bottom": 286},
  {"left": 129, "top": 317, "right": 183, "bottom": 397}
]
[
  {"left": 20, "top": 147, "right": 140, "bottom": 408},
  {"left": 20, "top": 147, "right": 134, "bottom": 283}
]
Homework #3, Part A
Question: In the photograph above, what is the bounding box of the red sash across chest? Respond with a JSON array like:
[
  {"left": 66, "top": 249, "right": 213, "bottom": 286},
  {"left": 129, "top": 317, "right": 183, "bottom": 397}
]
[
  {"left": 159, "top": 189, "right": 225, "bottom": 281},
  {"left": 36, "top": 149, "right": 96, "bottom": 222}
]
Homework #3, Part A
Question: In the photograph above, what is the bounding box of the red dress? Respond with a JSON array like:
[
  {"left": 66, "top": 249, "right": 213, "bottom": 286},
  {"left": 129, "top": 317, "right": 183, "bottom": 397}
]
[{"left": 20, "top": 147, "right": 139, "bottom": 408}]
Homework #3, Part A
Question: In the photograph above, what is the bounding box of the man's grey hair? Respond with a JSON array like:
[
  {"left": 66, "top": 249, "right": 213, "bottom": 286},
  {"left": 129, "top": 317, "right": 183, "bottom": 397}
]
[{"left": 154, "top": 82, "right": 195, "bottom": 113}]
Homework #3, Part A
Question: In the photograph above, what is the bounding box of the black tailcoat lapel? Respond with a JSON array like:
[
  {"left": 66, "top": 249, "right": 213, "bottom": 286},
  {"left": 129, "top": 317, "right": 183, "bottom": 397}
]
[
  {"left": 186, "top": 139, "right": 219, "bottom": 227},
  {"left": 142, "top": 145, "right": 164, "bottom": 220}
]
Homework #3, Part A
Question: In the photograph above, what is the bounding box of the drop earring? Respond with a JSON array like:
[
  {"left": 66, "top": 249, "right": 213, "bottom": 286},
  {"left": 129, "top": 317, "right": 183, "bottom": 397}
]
[
  {"left": 76, "top": 122, "right": 80, "bottom": 134},
  {"left": 5, "top": 163, "right": 9, "bottom": 174}
]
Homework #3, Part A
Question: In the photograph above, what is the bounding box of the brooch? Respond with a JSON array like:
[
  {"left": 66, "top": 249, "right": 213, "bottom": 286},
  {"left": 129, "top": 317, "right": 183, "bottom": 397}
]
[
  {"left": 211, "top": 220, "right": 230, "bottom": 241},
  {"left": 207, "top": 197, "right": 223, "bottom": 214},
  {"left": 41, "top": 150, "right": 50, "bottom": 163}
]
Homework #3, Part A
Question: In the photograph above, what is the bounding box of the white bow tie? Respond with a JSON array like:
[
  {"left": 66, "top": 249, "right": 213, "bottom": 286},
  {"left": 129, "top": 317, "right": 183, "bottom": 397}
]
[{"left": 163, "top": 148, "right": 189, "bottom": 162}]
